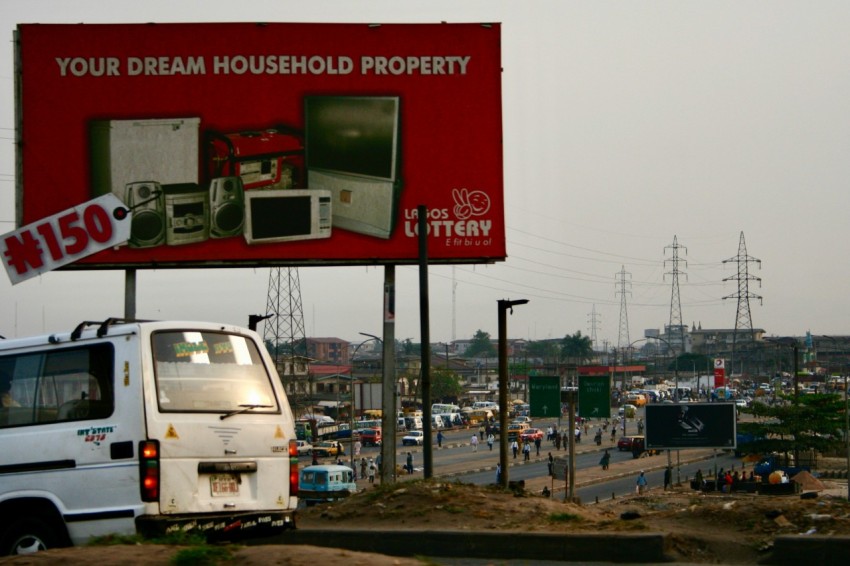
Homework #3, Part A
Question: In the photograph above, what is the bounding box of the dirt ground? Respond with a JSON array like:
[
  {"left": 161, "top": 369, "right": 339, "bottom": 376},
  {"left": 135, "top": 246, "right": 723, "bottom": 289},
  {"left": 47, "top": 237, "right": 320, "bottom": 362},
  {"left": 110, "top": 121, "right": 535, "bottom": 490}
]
[{"left": 2, "top": 475, "right": 849, "bottom": 565}]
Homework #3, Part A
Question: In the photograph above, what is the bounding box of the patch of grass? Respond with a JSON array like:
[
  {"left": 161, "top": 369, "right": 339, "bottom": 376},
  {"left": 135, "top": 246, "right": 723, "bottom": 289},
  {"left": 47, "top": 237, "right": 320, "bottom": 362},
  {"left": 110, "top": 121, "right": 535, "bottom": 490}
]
[
  {"left": 548, "top": 512, "right": 582, "bottom": 523},
  {"left": 87, "top": 533, "right": 146, "bottom": 546},
  {"left": 440, "top": 505, "right": 465, "bottom": 514},
  {"left": 171, "top": 545, "right": 233, "bottom": 566}
]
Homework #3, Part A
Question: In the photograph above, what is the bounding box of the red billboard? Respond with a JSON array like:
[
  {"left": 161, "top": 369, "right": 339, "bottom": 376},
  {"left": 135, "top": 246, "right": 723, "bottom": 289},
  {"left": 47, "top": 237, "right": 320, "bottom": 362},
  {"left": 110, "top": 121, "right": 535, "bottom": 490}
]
[{"left": 12, "top": 23, "right": 504, "bottom": 272}]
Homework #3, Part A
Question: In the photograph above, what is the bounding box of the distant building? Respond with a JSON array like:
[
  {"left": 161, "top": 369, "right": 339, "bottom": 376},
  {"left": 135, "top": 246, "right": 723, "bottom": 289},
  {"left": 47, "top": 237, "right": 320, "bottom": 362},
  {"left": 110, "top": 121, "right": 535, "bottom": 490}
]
[{"left": 306, "top": 337, "right": 349, "bottom": 364}]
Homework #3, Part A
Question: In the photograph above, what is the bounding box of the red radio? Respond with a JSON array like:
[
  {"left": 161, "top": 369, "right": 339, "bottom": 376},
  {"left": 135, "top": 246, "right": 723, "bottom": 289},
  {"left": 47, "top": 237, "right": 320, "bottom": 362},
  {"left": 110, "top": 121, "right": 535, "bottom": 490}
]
[{"left": 206, "top": 126, "right": 305, "bottom": 190}]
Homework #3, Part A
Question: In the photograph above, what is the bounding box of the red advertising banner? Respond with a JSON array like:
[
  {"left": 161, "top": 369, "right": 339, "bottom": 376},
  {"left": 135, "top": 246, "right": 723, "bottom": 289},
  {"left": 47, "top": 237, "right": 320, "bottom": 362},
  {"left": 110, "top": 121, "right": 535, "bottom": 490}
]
[
  {"left": 713, "top": 358, "right": 726, "bottom": 388},
  {"left": 13, "top": 23, "right": 504, "bottom": 271}
]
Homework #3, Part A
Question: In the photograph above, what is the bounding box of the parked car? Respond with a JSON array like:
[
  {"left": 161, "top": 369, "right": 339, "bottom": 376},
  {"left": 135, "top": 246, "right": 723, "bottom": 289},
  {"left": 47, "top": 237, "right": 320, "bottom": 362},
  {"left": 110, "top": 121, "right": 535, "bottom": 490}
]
[
  {"left": 520, "top": 427, "right": 544, "bottom": 442},
  {"left": 296, "top": 440, "right": 313, "bottom": 456},
  {"left": 402, "top": 430, "right": 425, "bottom": 446},
  {"left": 312, "top": 440, "right": 344, "bottom": 457}
]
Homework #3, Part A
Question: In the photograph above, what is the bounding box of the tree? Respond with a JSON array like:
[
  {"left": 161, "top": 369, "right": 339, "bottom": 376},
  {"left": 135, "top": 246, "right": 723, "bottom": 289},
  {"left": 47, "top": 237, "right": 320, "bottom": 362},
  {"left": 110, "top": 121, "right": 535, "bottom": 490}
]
[
  {"left": 560, "top": 331, "right": 593, "bottom": 364},
  {"left": 527, "top": 339, "right": 561, "bottom": 360},
  {"left": 430, "top": 367, "right": 464, "bottom": 402},
  {"left": 737, "top": 393, "right": 846, "bottom": 457},
  {"left": 466, "top": 329, "right": 496, "bottom": 358}
]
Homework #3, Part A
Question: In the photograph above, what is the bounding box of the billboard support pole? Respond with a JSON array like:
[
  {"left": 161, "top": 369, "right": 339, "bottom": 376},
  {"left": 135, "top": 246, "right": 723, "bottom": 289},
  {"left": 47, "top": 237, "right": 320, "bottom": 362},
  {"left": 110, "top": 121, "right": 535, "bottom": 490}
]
[
  {"left": 418, "top": 206, "right": 433, "bottom": 479},
  {"left": 124, "top": 269, "right": 136, "bottom": 320},
  {"left": 381, "top": 265, "right": 397, "bottom": 483}
]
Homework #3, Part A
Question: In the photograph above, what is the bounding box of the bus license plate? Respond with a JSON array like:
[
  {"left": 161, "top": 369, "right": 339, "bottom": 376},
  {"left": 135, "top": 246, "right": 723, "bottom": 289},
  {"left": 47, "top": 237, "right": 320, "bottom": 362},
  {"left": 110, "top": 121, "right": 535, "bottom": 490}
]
[{"left": 210, "top": 474, "right": 239, "bottom": 497}]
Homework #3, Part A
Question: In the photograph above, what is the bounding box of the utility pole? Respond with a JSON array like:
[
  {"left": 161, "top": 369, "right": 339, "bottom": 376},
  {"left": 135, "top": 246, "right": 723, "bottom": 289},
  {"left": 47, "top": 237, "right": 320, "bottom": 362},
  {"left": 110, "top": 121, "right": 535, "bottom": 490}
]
[{"left": 498, "top": 299, "right": 528, "bottom": 488}]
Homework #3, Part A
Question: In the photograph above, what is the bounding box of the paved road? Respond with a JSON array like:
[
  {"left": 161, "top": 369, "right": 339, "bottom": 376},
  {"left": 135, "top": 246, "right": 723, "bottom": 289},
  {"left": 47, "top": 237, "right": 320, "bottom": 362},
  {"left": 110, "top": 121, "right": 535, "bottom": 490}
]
[{"left": 306, "top": 415, "right": 746, "bottom": 500}]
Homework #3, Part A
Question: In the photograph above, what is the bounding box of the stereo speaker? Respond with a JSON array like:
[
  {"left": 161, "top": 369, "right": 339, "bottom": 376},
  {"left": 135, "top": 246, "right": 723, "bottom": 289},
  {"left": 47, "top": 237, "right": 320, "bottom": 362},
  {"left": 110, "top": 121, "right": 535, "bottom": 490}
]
[
  {"left": 125, "top": 181, "right": 165, "bottom": 248},
  {"left": 209, "top": 176, "right": 244, "bottom": 238}
]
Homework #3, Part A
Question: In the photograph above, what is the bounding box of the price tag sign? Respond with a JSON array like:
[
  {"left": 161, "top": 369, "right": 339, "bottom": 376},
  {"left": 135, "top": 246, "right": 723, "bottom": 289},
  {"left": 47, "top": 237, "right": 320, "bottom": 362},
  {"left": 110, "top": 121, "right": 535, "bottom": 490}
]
[{"left": 1, "top": 194, "right": 131, "bottom": 285}]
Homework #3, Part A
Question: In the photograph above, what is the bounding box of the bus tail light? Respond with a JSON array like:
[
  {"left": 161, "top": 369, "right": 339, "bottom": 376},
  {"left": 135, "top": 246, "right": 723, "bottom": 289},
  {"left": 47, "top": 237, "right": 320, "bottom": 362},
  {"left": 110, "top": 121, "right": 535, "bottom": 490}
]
[
  {"left": 289, "top": 439, "right": 298, "bottom": 497},
  {"left": 139, "top": 440, "right": 160, "bottom": 502}
]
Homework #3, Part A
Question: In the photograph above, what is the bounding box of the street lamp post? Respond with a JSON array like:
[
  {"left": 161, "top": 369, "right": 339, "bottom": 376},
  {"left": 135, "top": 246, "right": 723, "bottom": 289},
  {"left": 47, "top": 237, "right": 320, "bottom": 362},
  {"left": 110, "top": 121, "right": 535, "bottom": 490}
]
[{"left": 349, "top": 338, "right": 373, "bottom": 471}]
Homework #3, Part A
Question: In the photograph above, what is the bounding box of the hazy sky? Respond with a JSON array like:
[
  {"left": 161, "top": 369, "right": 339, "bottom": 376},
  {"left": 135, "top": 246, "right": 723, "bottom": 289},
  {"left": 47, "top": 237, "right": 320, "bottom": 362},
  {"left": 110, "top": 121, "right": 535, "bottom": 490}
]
[{"left": 2, "top": 1, "right": 849, "bottom": 349}]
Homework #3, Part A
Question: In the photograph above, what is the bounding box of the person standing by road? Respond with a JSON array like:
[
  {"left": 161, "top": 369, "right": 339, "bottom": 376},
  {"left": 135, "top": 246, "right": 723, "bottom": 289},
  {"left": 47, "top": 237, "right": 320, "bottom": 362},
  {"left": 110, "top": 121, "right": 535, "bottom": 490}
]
[
  {"left": 636, "top": 470, "right": 648, "bottom": 494},
  {"left": 664, "top": 466, "right": 672, "bottom": 490},
  {"left": 487, "top": 433, "right": 495, "bottom": 451},
  {"left": 436, "top": 430, "right": 444, "bottom": 448},
  {"left": 510, "top": 439, "right": 519, "bottom": 459},
  {"left": 600, "top": 449, "right": 610, "bottom": 470},
  {"left": 471, "top": 433, "right": 479, "bottom": 452},
  {"left": 406, "top": 452, "right": 414, "bottom": 474},
  {"left": 522, "top": 441, "right": 531, "bottom": 461}
]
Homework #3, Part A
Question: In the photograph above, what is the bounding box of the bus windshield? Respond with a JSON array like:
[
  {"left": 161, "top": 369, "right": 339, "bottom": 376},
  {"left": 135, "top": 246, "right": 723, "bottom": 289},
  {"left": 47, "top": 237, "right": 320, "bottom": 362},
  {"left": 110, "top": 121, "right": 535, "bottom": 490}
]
[{"left": 152, "top": 330, "right": 279, "bottom": 414}]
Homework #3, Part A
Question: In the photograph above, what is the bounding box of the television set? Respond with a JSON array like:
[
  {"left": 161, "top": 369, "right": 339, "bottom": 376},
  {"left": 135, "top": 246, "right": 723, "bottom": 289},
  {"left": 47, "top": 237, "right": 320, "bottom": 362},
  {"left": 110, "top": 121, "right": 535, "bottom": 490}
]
[{"left": 305, "top": 96, "right": 402, "bottom": 239}]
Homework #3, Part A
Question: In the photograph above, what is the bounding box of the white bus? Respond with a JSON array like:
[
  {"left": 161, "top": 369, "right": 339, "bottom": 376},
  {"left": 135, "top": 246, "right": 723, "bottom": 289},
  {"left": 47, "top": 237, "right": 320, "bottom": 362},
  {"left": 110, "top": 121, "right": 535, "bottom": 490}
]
[{"left": 431, "top": 403, "right": 460, "bottom": 415}]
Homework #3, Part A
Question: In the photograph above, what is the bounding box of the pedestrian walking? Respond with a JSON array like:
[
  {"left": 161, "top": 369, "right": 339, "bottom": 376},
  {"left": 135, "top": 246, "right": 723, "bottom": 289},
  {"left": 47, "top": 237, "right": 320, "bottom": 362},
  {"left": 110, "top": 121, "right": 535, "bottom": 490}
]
[
  {"left": 664, "top": 466, "right": 672, "bottom": 490},
  {"left": 437, "top": 430, "right": 444, "bottom": 448},
  {"left": 406, "top": 452, "right": 414, "bottom": 474},
  {"left": 522, "top": 441, "right": 531, "bottom": 461},
  {"left": 367, "top": 458, "right": 377, "bottom": 484},
  {"left": 510, "top": 439, "right": 519, "bottom": 459},
  {"left": 471, "top": 434, "right": 479, "bottom": 452},
  {"left": 360, "top": 457, "right": 367, "bottom": 480},
  {"left": 547, "top": 452, "right": 554, "bottom": 476},
  {"left": 599, "top": 449, "right": 610, "bottom": 470},
  {"left": 534, "top": 436, "right": 541, "bottom": 456},
  {"left": 354, "top": 439, "right": 362, "bottom": 457},
  {"left": 594, "top": 428, "right": 602, "bottom": 446},
  {"left": 496, "top": 463, "right": 502, "bottom": 484},
  {"left": 487, "top": 433, "right": 495, "bottom": 451},
  {"left": 636, "top": 470, "right": 648, "bottom": 494}
]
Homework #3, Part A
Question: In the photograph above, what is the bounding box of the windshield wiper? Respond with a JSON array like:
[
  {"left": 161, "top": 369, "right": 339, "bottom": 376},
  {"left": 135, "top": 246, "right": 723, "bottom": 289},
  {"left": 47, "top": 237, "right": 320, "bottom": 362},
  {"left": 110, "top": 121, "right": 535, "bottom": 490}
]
[{"left": 220, "top": 404, "right": 274, "bottom": 420}]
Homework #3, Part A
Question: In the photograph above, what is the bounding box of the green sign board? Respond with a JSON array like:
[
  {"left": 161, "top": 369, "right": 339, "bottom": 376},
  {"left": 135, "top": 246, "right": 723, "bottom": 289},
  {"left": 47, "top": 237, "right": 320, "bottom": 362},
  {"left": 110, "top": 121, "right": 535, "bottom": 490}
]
[
  {"left": 579, "top": 375, "right": 611, "bottom": 419},
  {"left": 529, "top": 375, "right": 560, "bottom": 418}
]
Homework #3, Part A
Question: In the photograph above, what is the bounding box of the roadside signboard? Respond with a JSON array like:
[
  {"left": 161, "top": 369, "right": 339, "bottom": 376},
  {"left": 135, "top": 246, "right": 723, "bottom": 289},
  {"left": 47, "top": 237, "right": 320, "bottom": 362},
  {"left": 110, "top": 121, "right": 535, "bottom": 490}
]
[
  {"left": 529, "top": 375, "right": 560, "bottom": 418},
  {"left": 713, "top": 358, "right": 726, "bottom": 388},
  {"left": 645, "top": 403, "right": 736, "bottom": 450},
  {"left": 578, "top": 375, "right": 611, "bottom": 419}
]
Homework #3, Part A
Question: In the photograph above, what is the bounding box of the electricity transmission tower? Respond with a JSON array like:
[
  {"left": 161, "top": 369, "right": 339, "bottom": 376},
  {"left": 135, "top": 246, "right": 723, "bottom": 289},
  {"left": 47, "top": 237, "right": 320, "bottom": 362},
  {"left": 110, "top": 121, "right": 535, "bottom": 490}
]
[
  {"left": 616, "top": 266, "right": 631, "bottom": 352},
  {"left": 263, "top": 267, "right": 307, "bottom": 409},
  {"left": 723, "top": 232, "right": 762, "bottom": 374},
  {"left": 665, "top": 235, "right": 687, "bottom": 356},
  {"left": 587, "top": 304, "right": 601, "bottom": 352}
]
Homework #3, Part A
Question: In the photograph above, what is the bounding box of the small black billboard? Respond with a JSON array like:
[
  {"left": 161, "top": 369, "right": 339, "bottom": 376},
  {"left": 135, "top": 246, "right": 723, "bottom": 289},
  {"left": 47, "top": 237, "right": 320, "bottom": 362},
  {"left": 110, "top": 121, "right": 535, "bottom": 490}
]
[{"left": 645, "top": 403, "right": 737, "bottom": 450}]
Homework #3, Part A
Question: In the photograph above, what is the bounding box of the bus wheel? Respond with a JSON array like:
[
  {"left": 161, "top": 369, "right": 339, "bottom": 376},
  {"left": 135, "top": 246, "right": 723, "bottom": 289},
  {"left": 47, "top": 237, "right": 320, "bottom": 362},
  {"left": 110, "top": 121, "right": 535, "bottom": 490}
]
[{"left": 1, "top": 518, "right": 61, "bottom": 555}]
